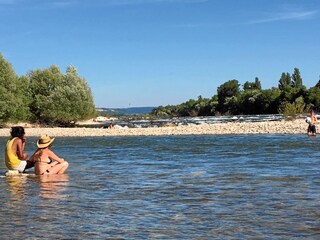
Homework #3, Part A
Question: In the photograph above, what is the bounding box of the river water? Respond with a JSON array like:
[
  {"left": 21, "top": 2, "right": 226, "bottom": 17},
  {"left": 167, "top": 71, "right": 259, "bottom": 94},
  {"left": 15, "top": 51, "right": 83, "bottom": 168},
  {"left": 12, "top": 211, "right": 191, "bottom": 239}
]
[{"left": 0, "top": 134, "right": 320, "bottom": 239}]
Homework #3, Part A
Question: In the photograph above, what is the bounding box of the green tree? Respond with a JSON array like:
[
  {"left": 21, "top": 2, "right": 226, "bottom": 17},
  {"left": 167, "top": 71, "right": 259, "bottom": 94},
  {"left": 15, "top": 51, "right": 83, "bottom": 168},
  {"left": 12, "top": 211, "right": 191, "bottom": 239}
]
[
  {"left": 292, "top": 67, "right": 303, "bottom": 88},
  {"left": 243, "top": 81, "right": 252, "bottom": 91},
  {"left": 279, "top": 97, "right": 306, "bottom": 117},
  {"left": 28, "top": 65, "right": 64, "bottom": 123},
  {"left": 151, "top": 106, "right": 168, "bottom": 118},
  {"left": 244, "top": 77, "right": 261, "bottom": 92},
  {"left": 0, "top": 53, "right": 29, "bottom": 124},
  {"left": 152, "top": 95, "right": 217, "bottom": 117},
  {"left": 15, "top": 75, "right": 31, "bottom": 121},
  {"left": 56, "top": 66, "right": 96, "bottom": 124},
  {"left": 217, "top": 79, "right": 240, "bottom": 114},
  {"left": 306, "top": 83, "right": 320, "bottom": 111},
  {"left": 261, "top": 88, "right": 281, "bottom": 113},
  {"left": 28, "top": 65, "right": 96, "bottom": 125},
  {"left": 278, "top": 72, "right": 291, "bottom": 91},
  {"left": 196, "top": 96, "right": 216, "bottom": 116},
  {"left": 239, "top": 91, "right": 257, "bottom": 114},
  {"left": 151, "top": 67, "right": 317, "bottom": 118},
  {"left": 255, "top": 77, "right": 262, "bottom": 90},
  {"left": 278, "top": 68, "right": 307, "bottom": 104}
]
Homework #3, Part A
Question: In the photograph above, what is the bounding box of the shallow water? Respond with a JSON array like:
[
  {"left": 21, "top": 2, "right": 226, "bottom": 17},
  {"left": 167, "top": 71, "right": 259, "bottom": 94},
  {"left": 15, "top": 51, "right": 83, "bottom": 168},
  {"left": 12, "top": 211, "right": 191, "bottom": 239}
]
[{"left": 1, "top": 134, "right": 320, "bottom": 239}]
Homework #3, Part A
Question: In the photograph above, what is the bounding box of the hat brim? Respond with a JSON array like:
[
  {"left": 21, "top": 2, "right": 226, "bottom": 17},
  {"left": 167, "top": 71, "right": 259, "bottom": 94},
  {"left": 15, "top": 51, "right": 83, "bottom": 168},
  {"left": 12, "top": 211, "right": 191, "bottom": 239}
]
[{"left": 37, "top": 138, "right": 55, "bottom": 148}]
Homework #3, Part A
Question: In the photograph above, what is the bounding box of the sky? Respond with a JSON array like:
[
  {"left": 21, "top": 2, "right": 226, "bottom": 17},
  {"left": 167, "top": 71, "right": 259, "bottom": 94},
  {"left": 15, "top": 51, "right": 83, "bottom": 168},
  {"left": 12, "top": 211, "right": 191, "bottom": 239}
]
[{"left": 0, "top": 0, "right": 320, "bottom": 108}]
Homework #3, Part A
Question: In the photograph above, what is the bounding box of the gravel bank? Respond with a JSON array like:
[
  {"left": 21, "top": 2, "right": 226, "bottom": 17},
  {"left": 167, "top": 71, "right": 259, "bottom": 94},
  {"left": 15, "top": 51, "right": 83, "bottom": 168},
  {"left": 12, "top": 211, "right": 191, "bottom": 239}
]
[{"left": 0, "top": 119, "right": 310, "bottom": 137}]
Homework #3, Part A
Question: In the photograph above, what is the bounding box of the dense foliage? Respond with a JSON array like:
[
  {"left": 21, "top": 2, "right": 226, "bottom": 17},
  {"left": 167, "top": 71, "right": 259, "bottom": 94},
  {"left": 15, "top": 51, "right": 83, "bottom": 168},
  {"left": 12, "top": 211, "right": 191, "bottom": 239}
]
[
  {"left": 153, "top": 67, "right": 320, "bottom": 117},
  {"left": 0, "top": 53, "right": 96, "bottom": 126},
  {"left": 0, "top": 54, "right": 30, "bottom": 125}
]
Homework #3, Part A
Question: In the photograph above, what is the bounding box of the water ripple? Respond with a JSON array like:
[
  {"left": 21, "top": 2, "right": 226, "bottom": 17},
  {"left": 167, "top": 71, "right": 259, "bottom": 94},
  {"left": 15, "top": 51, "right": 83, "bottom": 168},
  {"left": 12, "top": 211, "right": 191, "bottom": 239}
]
[{"left": 0, "top": 135, "right": 320, "bottom": 239}]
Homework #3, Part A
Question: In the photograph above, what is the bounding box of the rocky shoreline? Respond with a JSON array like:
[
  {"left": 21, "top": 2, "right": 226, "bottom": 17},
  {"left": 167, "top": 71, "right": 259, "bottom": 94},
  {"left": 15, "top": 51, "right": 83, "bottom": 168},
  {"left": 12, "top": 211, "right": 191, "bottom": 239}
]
[{"left": 0, "top": 119, "right": 310, "bottom": 137}]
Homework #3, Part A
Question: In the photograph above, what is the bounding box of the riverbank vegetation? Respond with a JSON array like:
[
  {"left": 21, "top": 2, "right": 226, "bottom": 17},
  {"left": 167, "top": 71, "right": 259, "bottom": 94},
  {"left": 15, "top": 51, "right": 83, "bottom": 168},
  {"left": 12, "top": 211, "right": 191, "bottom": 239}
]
[
  {"left": 0, "top": 53, "right": 96, "bottom": 126},
  {"left": 152, "top": 68, "right": 320, "bottom": 118},
  {"left": 1, "top": 52, "right": 319, "bottom": 126}
]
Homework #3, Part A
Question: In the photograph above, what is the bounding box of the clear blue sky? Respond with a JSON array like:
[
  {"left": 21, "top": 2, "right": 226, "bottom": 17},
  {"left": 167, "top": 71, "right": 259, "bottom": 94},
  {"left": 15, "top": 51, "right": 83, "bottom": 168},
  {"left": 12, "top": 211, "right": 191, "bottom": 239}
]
[{"left": 1, "top": 0, "right": 319, "bottom": 108}]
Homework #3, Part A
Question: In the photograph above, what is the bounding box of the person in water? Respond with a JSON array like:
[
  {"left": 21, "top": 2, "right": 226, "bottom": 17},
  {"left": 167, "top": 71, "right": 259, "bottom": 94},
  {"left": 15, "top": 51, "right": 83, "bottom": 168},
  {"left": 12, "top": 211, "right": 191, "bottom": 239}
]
[
  {"left": 307, "top": 110, "right": 317, "bottom": 136},
  {"left": 30, "top": 135, "right": 69, "bottom": 175},
  {"left": 5, "top": 126, "right": 34, "bottom": 173}
]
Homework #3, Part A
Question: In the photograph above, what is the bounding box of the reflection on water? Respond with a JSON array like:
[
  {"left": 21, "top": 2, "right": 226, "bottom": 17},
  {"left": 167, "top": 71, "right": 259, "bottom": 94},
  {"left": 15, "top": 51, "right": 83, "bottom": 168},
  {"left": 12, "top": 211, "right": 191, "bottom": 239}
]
[
  {"left": 0, "top": 135, "right": 320, "bottom": 239},
  {"left": 5, "top": 173, "right": 69, "bottom": 200},
  {"left": 6, "top": 175, "right": 29, "bottom": 204},
  {"left": 38, "top": 174, "right": 69, "bottom": 199}
]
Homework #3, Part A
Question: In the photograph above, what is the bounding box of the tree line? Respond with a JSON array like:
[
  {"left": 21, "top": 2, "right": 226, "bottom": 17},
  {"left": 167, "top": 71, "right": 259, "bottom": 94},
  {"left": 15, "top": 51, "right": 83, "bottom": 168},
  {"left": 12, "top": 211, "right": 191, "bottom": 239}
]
[
  {"left": 0, "top": 53, "right": 96, "bottom": 126},
  {"left": 152, "top": 68, "right": 320, "bottom": 118}
]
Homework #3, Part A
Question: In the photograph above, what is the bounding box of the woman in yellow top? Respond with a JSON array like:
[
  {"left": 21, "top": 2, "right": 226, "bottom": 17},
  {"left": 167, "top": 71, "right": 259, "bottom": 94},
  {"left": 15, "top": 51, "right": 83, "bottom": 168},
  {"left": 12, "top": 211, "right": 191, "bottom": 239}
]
[
  {"left": 5, "top": 126, "right": 34, "bottom": 172},
  {"left": 29, "top": 135, "right": 69, "bottom": 175}
]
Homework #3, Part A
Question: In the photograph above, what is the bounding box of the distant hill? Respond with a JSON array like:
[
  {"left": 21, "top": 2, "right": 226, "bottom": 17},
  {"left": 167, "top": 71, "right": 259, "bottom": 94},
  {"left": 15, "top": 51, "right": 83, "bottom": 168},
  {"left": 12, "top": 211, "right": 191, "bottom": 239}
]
[{"left": 96, "top": 107, "right": 155, "bottom": 116}]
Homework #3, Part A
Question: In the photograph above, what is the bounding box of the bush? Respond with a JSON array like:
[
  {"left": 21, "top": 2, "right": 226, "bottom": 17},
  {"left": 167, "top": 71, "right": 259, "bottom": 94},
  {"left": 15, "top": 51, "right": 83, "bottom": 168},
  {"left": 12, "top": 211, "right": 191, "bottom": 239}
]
[{"left": 279, "top": 97, "right": 306, "bottom": 119}]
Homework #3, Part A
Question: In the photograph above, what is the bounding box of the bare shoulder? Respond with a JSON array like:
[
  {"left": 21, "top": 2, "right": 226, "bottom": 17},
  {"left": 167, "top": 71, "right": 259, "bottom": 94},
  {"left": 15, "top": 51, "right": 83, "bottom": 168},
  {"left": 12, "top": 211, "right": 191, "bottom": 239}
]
[
  {"left": 12, "top": 137, "right": 22, "bottom": 147},
  {"left": 47, "top": 148, "right": 60, "bottom": 157},
  {"left": 43, "top": 148, "right": 53, "bottom": 155},
  {"left": 13, "top": 137, "right": 22, "bottom": 143}
]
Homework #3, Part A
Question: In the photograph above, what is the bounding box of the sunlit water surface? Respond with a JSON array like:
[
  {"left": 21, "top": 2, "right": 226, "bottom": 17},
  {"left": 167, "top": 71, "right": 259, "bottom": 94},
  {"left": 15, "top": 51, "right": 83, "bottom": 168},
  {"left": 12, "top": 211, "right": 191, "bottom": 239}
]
[{"left": 1, "top": 135, "right": 320, "bottom": 239}]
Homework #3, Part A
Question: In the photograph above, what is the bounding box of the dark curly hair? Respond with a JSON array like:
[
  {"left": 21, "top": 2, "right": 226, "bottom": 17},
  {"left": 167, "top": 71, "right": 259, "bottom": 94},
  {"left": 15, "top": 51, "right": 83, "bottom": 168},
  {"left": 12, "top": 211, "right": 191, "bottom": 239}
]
[{"left": 10, "top": 126, "right": 25, "bottom": 138}]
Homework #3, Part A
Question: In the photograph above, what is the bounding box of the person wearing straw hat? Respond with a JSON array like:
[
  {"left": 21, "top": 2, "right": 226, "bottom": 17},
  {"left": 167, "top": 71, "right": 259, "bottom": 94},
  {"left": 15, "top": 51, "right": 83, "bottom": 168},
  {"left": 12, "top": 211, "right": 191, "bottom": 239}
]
[{"left": 30, "top": 134, "right": 69, "bottom": 175}]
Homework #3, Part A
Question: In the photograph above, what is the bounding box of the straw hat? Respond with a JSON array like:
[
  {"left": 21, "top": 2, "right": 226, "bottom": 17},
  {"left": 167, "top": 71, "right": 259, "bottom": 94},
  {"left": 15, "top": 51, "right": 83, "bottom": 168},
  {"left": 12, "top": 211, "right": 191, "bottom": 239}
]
[{"left": 37, "top": 134, "right": 55, "bottom": 148}]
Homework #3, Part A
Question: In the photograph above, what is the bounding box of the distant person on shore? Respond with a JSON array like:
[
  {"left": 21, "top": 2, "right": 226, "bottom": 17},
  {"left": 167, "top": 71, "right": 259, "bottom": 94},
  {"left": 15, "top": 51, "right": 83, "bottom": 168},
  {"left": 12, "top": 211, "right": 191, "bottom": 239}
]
[
  {"left": 29, "top": 135, "right": 69, "bottom": 175},
  {"left": 5, "top": 126, "right": 34, "bottom": 173},
  {"left": 306, "top": 110, "right": 317, "bottom": 136}
]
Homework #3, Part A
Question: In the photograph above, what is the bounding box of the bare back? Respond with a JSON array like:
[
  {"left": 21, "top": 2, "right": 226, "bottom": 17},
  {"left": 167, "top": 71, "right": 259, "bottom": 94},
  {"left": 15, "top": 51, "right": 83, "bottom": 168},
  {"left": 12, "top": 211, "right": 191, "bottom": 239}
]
[{"left": 31, "top": 148, "right": 66, "bottom": 175}]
